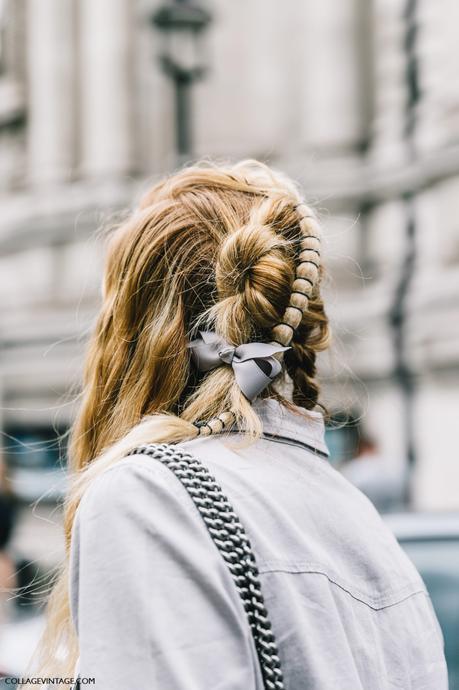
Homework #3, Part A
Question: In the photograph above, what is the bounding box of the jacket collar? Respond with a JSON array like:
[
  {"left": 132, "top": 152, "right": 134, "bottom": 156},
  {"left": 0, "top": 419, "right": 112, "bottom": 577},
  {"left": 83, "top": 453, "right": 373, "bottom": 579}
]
[{"left": 247, "top": 398, "right": 329, "bottom": 458}]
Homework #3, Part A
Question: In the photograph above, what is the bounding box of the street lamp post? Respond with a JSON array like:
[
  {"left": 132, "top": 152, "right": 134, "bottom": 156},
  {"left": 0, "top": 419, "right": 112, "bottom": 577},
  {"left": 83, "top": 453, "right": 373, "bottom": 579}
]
[
  {"left": 389, "top": 0, "right": 420, "bottom": 506},
  {"left": 151, "top": 0, "right": 212, "bottom": 162}
]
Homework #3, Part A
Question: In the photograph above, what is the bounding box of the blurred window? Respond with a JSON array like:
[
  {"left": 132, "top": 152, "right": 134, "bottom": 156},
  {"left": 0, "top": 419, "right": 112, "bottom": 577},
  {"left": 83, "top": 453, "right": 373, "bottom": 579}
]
[
  {"left": 325, "top": 412, "right": 360, "bottom": 467},
  {"left": 401, "top": 538, "right": 459, "bottom": 689},
  {"left": 4, "top": 426, "right": 68, "bottom": 503}
]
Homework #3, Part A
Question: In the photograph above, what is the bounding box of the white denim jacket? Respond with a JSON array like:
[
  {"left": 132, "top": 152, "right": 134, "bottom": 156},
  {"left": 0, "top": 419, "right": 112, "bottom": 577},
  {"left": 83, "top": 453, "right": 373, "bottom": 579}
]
[{"left": 69, "top": 398, "right": 447, "bottom": 689}]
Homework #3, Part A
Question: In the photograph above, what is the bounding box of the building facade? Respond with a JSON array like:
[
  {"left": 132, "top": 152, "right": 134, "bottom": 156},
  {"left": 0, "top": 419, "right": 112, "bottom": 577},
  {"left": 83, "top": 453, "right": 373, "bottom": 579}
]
[{"left": 0, "top": 0, "right": 458, "bottom": 521}]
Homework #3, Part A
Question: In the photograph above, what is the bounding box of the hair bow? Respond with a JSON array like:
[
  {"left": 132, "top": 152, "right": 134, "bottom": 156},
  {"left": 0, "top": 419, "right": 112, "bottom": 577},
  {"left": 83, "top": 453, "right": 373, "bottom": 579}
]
[{"left": 187, "top": 330, "right": 291, "bottom": 402}]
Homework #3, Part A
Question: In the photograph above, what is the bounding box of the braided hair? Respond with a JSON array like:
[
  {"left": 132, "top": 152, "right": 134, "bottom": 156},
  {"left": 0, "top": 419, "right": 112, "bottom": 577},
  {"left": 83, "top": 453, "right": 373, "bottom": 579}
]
[{"left": 188, "top": 177, "right": 329, "bottom": 437}]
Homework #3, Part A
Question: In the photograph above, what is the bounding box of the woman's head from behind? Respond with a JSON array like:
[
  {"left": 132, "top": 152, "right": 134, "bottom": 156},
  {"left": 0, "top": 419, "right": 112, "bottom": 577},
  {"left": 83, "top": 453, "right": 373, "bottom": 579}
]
[
  {"left": 33, "top": 160, "right": 330, "bottom": 678},
  {"left": 71, "top": 160, "right": 330, "bottom": 472}
]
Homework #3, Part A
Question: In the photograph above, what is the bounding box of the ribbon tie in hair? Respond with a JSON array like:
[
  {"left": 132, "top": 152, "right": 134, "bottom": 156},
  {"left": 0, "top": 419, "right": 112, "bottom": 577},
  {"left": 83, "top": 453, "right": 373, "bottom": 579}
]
[{"left": 187, "top": 330, "right": 291, "bottom": 402}]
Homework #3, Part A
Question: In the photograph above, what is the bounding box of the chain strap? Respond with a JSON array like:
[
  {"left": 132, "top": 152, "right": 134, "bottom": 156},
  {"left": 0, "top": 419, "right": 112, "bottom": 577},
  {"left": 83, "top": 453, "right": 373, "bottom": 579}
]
[{"left": 127, "top": 442, "right": 284, "bottom": 690}]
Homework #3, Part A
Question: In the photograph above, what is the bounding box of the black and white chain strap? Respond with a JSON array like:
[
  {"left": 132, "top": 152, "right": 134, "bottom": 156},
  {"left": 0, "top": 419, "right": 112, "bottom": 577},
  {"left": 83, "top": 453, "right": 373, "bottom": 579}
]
[{"left": 127, "top": 442, "right": 285, "bottom": 690}]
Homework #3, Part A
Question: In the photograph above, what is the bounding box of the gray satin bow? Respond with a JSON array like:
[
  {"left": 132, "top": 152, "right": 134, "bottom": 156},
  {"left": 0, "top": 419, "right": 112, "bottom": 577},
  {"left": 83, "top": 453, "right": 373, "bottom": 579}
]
[{"left": 187, "top": 330, "right": 291, "bottom": 402}]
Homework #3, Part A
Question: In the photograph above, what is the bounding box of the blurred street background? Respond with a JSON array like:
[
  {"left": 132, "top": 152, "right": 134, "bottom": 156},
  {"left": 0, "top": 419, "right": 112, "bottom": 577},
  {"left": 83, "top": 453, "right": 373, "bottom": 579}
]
[{"left": 0, "top": 0, "right": 458, "bottom": 681}]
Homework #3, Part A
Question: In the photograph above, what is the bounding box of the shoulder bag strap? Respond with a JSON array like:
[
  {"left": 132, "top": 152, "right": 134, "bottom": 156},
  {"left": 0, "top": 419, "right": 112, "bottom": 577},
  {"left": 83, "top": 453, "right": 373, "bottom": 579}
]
[{"left": 127, "top": 442, "right": 285, "bottom": 690}]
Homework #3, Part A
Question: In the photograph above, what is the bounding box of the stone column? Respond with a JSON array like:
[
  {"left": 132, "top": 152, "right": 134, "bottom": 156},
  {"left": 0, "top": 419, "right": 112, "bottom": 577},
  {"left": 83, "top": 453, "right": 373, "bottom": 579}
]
[
  {"left": 415, "top": 0, "right": 459, "bottom": 153},
  {"left": 79, "top": 0, "right": 132, "bottom": 177},
  {"left": 298, "top": 0, "right": 365, "bottom": 158},
  {"left": 26, "top": 0, "right": 75, "bottom": 184},
  {"left": 370, "top": 0, "right": 409, "bottom": 167}
]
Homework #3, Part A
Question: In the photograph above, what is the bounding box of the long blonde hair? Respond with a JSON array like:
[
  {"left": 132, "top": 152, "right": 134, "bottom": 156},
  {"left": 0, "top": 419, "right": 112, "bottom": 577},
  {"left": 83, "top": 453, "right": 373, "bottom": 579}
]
[{"left": 32, "top": 160, "right": 330, "bottom": 676}]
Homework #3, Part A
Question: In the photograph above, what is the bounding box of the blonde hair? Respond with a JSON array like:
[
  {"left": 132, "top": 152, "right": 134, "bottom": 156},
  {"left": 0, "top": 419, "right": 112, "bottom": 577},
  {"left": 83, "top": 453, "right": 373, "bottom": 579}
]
[{"left": 31, "top": 160, "right": 330, "bottom": 676}]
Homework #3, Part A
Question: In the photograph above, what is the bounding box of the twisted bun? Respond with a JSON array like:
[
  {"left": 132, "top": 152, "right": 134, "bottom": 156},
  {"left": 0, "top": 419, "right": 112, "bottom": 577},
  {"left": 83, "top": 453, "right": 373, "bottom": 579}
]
[{"left": 215, "top": 218, "right": 294, "bottom": 336}]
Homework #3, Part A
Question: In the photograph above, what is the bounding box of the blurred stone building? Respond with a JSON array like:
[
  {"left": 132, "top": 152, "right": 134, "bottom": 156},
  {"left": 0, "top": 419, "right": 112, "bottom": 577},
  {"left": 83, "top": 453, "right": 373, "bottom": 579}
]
[{"left": 0, "top": 0, "right": 458, "bottom": 531}]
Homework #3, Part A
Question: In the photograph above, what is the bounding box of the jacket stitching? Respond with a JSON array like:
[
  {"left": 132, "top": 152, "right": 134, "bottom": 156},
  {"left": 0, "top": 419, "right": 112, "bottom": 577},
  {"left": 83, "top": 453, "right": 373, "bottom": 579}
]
[{"left": 258, "top": 562, "right": 427, "bottom": 610}]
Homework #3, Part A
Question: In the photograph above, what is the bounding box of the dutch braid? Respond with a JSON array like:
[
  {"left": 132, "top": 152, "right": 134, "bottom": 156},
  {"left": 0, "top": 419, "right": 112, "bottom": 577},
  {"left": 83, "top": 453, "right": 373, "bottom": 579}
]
[
  {"left": 270, "top": 202, "right": 321, "bottom": 347},
  {"left": 272, "top": 203, "right": 327, "bottom": 412}
]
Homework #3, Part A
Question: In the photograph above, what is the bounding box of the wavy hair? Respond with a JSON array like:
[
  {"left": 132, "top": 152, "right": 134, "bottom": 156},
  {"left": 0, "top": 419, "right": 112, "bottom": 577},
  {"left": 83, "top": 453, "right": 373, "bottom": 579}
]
[{"left": 31, "top": 160, "right": 330, "bottom": 676}]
